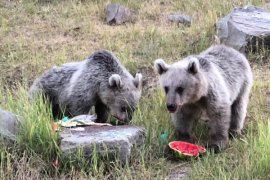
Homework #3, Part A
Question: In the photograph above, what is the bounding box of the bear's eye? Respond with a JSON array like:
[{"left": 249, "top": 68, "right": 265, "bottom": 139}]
[
  {"left": 164, "top": 86, "right": 169, "bottom": 94},
  {"left": 176, "top": 86, "right": 184, "bottom": 95}
]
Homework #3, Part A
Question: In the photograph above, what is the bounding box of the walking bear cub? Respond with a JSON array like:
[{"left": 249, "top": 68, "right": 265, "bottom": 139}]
[
  {"left": 29, "top": 50, "right": 142, "bottom": 124},
  {"left": 154, "top": 45, "right": 253, "bottom": 152}
]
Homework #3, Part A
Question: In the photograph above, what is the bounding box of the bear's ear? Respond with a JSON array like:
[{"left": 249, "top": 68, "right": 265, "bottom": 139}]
[
  {"left": 109, "top": 74, "right": 123, "bottom": 88},
  {"left": 154, "top": 59, "right": 169, "bottom": 75},
  {"left": 133, "top": 73, "right": 143, "bottom": 89},
  {"left": 188, "top": 60, "right": 199, "bottom": 74}
]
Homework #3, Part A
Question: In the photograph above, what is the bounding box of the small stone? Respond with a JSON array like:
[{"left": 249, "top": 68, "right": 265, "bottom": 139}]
[
  {"left": 266, "top": 90, "right": 270, "bottom": 105},
  {"left": 168, "top": 13, "right": 192, "bottom": 26},
  {"left": 263, "top": 2, "right": 270, "bottom": 11},
  {"left": 60, "top": 125, "right": 145, "bottom": 163},
  {"left": 106, "top": 4, "right": 136, "bottom": 25},
  {"left": 167, "top": 164, "right": 191, "bottom": 180}
]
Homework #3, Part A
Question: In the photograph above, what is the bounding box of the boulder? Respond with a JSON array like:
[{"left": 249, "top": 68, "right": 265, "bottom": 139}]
[
  {"left": 106, "top": 4, "right": 136, "bottom": 25},
  {"left": 60, "top": 125, "right": 145, "bottom": 163},
  {"left": 0, "top": 109, "right": 21, "bottom": 142},
  {"left": 168, "top": 13, "right": 191, "bottom": 26},
  {"left": 217, "top": 5, "right": 270, "bottom": 53}
]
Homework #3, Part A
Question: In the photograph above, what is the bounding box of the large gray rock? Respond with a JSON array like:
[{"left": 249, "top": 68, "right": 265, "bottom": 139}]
[
  {"left": 106, "top": 4, "right": 136, "bottom": 25},
  {"left": 60, "top": 125, "right": 145, "bottom": 162},
  {"left": 217, "top": 5, "right": 270, "bottom": 53},
  {"left": 0, "top": 109, "right": 21, "bottom": 141}
]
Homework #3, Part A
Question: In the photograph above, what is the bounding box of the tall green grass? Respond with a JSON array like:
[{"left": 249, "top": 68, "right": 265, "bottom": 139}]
[
  {"left": 190, "top": 120, "right": 270, "bottom": 179},
  {"left": 0, "top": 85, "right": 59, "bottom": 175},
  {"left": 1, "top": 78, "right": 269, "bottom": 179},
  {"left": 0, "top": 84, "right": 175, "bottom": 178}
]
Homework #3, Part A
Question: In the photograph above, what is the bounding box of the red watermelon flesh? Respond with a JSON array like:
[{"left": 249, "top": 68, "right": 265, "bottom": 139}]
[{"left": 169, "top": 141, "right": 206, "bottom": 157}]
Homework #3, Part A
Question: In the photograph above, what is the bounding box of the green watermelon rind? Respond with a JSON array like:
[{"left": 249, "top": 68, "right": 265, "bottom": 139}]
[{"left": 169, "top": 141, "right": 206, "bottom": 158}]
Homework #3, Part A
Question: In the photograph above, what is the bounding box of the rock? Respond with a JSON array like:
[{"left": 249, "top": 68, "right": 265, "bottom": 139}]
[
  {"left": 263, "top": 2, "right": 270, "bottom": 11},
  {"left": 217, "top": 5, "right": 270, "bottom": 53},
  {"left": 167, "top": 164, "right": 191, "bottom": 180},
  {"left": 106, "top": 4, "right": 136, "bottom": 25},
  {"left": 60, "top": 125, "right": 145, "bottom": 163},
  {"left": 0, "top": 109, "right": 21, "bottom": 142},
  {"left": 168, "top": 13, "right": 192, "bottom": 26},
  {"left": 266, "top": 90, "right": 270, "bottom": 106}
]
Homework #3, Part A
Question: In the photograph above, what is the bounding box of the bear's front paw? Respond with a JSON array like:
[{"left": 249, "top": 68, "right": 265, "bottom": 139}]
[
  {"left": 206, "top": 144, "right": 221, "bottom": 153},
  {"left": 206, "top": 140, "right": 228, "bottom": 153},
  {"left": 229, "top": 129, "right": 242, "bottom": 139},
  {"left": 176, "top": 132, "right": 194, "bottom": 143}
]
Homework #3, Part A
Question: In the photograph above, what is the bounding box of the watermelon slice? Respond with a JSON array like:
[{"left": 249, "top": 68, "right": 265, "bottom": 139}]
[{"left": 169, "top": 141, "right": 206, "bottom": 158}]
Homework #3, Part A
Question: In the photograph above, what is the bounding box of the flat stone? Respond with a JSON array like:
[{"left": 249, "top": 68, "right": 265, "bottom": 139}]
[
  {"left": 0, "top": 109, "right": 21, "bottom": 142},
  {"left": 60, "top": 125, "right": 145, "bottom": 162},
  {"left": 106, "top": 4, "right": 136, "bottom": 25},
  {"left": 168, "top": 13, "right": 192, "bottom": 26},
  {"left": 217, "top": 5, "right": 270, "bottom": 53},
  {"left": 167, "top": 164, "right": 191, "bottom": 180}
]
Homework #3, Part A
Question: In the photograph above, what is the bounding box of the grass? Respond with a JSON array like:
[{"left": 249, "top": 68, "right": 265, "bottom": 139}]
[{"left": 0, "top": 0, "right": 270, "bottom": 179}]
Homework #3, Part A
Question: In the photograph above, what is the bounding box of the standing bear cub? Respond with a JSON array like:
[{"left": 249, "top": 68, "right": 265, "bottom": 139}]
[
  {"left": 154, "top": 45, "right": 253, "bottom": 152},
  {"left": 29, "top": 50, "right": 142, "bottom": 123}
]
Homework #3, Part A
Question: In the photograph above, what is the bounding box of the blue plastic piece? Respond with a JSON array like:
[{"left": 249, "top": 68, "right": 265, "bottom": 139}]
[
  {"left": 63, "top": 116, "right": 69, "bottom": 122},
  {"left": 160, "top": 133, "right": 169, "bottom": 141}
]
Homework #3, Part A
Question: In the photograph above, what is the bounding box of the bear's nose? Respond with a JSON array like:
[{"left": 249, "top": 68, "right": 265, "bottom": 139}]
[{"left": 166, "top": 104, "right": 177, "bottom": 113}]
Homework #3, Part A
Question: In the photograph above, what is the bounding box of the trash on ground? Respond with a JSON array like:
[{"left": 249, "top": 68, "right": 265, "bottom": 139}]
[{"left": 52, "top": 114, "right": 112, "bottom": 132}]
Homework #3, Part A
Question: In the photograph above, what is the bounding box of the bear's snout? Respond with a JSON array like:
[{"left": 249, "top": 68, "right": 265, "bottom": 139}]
[
  {"left": 111, "top": 114, "right": 130, "bottom": 124},
  {"left": 166, "top": 103, "right": 177, "bottom": 113}
]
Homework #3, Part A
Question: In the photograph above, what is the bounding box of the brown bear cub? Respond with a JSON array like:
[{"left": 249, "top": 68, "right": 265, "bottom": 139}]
[
  {"left": 154, "top": 45, "right": 253, "bottom": 152},
  {"left": 29, "top": 50, "right": 142, "bottom": 124}
]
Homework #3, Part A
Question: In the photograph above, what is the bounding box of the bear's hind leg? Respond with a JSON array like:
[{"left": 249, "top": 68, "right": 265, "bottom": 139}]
[
  {"left": 172, "top": 104, "right": 201, "bottom": 143},
  {"left": 229, "top": 86, "right": 250, "bottom": 137}
]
